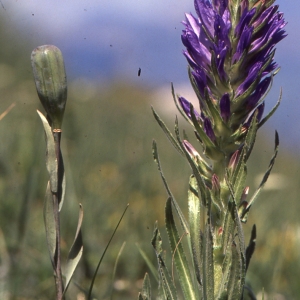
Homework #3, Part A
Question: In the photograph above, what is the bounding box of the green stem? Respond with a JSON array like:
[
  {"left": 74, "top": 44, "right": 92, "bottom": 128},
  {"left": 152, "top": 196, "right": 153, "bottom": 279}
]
[{"left": 53, "top": 130, "right": 64, "bottom": 300}]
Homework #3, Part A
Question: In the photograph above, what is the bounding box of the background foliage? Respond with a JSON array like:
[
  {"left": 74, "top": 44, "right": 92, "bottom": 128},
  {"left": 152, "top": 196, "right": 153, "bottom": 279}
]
[{"left": 0, "top": 16, "right": 299, "bottom": 300}]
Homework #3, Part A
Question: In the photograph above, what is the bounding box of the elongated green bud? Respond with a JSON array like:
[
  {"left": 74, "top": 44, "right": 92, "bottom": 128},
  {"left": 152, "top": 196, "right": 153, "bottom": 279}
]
[{"left": 31, "top": 45, "right": 67, "bottom": 129}]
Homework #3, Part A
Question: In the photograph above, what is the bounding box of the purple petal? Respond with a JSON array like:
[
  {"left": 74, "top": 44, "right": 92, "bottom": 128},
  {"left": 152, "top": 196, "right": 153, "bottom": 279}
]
[
  {"left": 250, "top": 11, "right": 286, "bottom": 53},
  {"left": 213, "top": 0, "right": 228, "bottom": 16},
  {"left": 252, "top": 6, "right": 278, "bottom": 28},
  {"left": 246, "top": 77, "right": 271, "bottom": 110},
  {"left": 236, "top": 62, "right": 262, "bottom": 97},
  {"left": 178, "top": 96, "right": 201, "bottom": 120},
  {"left": 194, "top": 0, "right": 216, "bottom": 38},
  {"left": 235, "top": 7, "right": 256, "bottom": 38},
  {"left": 204, "top": 117, "right": 216, "bottom": 142},
  {"left": 185, "top": 13, "right": 201, "bottom": 37},
  {"left": 191, "top": 68, "right": 209, "bottom": 98},
  {"left": 220, "top": 93, "right": 230, "bottom": 122},
  {"left": 213, "top": 42, "right": 228, "bottom": 80},
  {"left": 214, "top": 14, "right": 231, "bottom": 45},
  {"left": 182, "top": 14, "right": 212, "bottom": 69},
  {"left": 232, "top": 25, "right": 253, "bottom": 63}
]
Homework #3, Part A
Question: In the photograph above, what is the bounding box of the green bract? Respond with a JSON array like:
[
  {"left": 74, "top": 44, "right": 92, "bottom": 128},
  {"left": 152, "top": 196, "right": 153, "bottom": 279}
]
[{"left": 31, "top": 45, "right": 67, "bottom": 129}]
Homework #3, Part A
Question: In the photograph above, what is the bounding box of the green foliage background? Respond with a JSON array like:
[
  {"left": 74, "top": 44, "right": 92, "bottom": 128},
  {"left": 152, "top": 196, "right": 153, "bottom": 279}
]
[{"left": 0, "top": 17, "right": 299, "bottom": 300}]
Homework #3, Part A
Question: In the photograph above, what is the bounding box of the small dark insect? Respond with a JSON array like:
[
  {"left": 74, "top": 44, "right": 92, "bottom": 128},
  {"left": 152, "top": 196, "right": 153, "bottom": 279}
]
[{"left": 138, "top": 68, "right": 141, "bottom": 76}]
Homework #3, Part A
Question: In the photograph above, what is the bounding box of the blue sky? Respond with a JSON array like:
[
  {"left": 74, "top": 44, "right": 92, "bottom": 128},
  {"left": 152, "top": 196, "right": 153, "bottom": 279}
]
[{"left": 0, "top": 0, "right": 299, "bottom": 152}]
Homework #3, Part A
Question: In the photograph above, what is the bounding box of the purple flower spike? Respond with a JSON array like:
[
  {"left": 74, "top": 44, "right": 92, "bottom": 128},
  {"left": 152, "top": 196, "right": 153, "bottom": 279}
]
[{"left": 181, "top": 0, "right": 286, "bottom": 136}]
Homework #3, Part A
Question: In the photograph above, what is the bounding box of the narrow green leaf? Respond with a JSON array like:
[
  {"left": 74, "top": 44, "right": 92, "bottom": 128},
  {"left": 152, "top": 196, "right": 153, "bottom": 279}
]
[
  {"left": 221, "top": 201, "right": 235, "bottom": 257},
  {"left": 43, "top": 181, "right": 57, "bottom": 270},
  {"left": 139, "top": 273, "right": 152, "bottom": 300},
  {"left": 242, "top": 131, "right": 279, "bottom": 222},
  {"left": 175, "top": 129, "right": 209, "bottom": 208},
  {"left": 216, "top": 241, "right": 232, "bottom": 299},
  {"left": 188, "top": 175, "right": 203, "bottom": 288},
  {"left": 258, "top": 88, "right": 281, "bottom": 129},
  {"left": 152, "top": 141, "right": 189, "bottom": 234},
  {"left": 233, "top": 204, "right": 246, "bottom": 289},
  {"left": 230, "top": 161, "right": 247, "bottom": 207},
  {"left": 151, "top": 222, "right": 177, "bottom": 300},
  {"left": 37, "top": 110, "right": 58, "bottom": 192},
  {"left": 245, "top": 225, "right": 256, "bottom": 272},
  {"left": 136, "top": 243, "right": 159, "bottom": 282},
  {"left": 243, "top": 110, "right": 258, "bottom": 162},
  {"left": 63, "top": 204, "right": 84, "bottom": 294},
  {"left": 152, "top": 107, "right": 184, "bottom": 156},
  {"left": 165, "top": 197, "right": 198, "bottom": 300},
  {"left": 110, "top": 242, "right": 126, "bottom": 300},
  {"left": 227, "top": 244, "right": 243, "bottom": 299},
  {"left": 59, "top": 161, "right": 66, "bottom": 212},
  {"left": 203, "top": 222, "right": 214, "bottom": 299}
]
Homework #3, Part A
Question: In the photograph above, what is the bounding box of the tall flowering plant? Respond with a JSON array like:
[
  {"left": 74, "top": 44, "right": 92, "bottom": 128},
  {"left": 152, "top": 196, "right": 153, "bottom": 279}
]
[{"left": 139, "top": 0, "right": 286, "bottom": 299}]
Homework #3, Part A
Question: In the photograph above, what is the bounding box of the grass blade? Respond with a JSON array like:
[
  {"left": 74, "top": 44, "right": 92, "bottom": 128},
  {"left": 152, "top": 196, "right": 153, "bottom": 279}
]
[{"left": 87, "top": 204, "right": 129, "bottom": 300}]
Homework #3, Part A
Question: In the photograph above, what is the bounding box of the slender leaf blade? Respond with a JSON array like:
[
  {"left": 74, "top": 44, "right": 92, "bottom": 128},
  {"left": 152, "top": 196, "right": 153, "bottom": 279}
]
[
  {"left": 136, "top": 243, "right": 159, "bottom": 282},
  {"left": 152, "top": 107, "right": 184, "bottom": 156},
  {"left": 227, "top": 244, "right": 243, "bottom": 299},
  {"left": 139, "top": 273, "right": 152, "bottom": 300},
  {"left": 165, "top": 197, "right": 198, "bottom": 300},
  {"left": 242, "top": 131, "right": 279, "bottom": 222},
  {"left": 63, "top": 204, "right": 84, "bottom": 294},
  {"left": 151, "top": 222, "right": 177, "bottom": 300},
  {"left": 37, "top": 110, "right": 58, "bottom": 192},
  {"left": 203, "top": 222, "right": 214, "bottom": 299},
  {"left": 152, "top": 140, "right": 189, "bottom": 234},
  {"left": 188, "top": 175, "right": 203, "bottom": 288}
]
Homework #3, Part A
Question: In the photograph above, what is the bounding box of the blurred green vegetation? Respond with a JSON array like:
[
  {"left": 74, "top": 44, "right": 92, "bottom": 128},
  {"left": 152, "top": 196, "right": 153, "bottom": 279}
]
[{"left": 0, "top": 18, "right": 299, "bottom": 300}]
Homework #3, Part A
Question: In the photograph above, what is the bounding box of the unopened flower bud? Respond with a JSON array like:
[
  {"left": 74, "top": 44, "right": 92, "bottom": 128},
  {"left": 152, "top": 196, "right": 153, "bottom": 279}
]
[
  {"left": 31, "top": 45, "right": 67, "bottom": 129},
  {"left": 183, "top": 139, "right": 200, "bottom": 158},
  {"left": 228, "top": 150, "right": 240, "bottom": 172},
  {"left": 239, "top": 186, "right": 249, "bottom": 215},
  {"left": 211, "top": 174, "right": 220, "bottom": 193}
]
